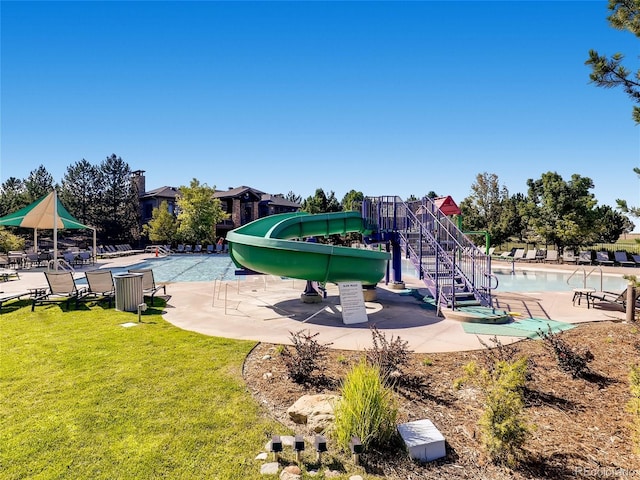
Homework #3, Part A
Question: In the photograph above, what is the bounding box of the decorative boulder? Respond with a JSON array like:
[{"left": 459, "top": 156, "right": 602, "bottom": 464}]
[{"left": 287, "top": 394, "right": 339, "bottom": 433}]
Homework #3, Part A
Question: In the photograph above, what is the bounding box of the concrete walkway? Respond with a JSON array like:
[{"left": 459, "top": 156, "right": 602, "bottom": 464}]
[{"left": 3, "top": 253, "right": 630, "bottom": 353}]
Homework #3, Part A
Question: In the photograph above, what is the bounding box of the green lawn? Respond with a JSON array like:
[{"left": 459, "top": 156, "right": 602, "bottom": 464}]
[{"left": 1, "top": 300, "right": 288, "bottom": 479}]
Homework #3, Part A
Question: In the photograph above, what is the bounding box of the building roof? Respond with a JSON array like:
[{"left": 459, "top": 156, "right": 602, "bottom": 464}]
[
  {"left": 213, "top": 186, "right": 300, "bottom": 208},
  {"left": 213, "top": 186, "right": 264, "bottom": 200},
  {"left": 142, "top": 184, "right": 301, "bottom": 209},
  {"left": 140, "top": 186, "right": 179, "bottom": 200},
  {"left": 261, "top": 194, "right": 301, "bottom": 208},
  {"left": 433, "top": 196, "right": 461, "bottom": 216}
]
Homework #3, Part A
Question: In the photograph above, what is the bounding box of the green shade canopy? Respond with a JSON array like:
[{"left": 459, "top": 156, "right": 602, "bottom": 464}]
[
  {"left": 0, "top": 191, "right": 87, "bottom": 229},
  {"left": 0, "top": 190, "right": 96, "bottom": 269}
]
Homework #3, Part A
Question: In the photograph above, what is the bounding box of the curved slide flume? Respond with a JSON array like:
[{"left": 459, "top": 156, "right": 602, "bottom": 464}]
[{"left": 226, "top": 211, "right": 390, "bottom": 285}]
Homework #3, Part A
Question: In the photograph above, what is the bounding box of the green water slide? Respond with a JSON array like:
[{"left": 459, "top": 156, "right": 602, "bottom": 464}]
[{"left": 226, "top": 211, "right": 390, "bottom": 285}]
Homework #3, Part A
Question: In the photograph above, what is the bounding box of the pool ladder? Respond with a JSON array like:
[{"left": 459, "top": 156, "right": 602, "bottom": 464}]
[{"left": 567, "top": 266, "right": 603, "bottom": 291}]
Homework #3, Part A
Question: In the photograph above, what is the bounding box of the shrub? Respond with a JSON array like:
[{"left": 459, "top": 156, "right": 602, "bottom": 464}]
[
  {"left": 455, "top": 357, "right": 530, "bottom": 467},
  {"left": 280, "top": 330, "right": 331, "bottom": 384},
  {"left": 537, "top": 326, "right": 593, "bottom": 378},
  {"left": 332, "top": 360, "right": 398, "bottom": 452},
  {"left": 627, "top": 364, "right": 640, "bottom": 454},
  {"left": 365, "top": 325, "right": 412, "bottom": 378}
]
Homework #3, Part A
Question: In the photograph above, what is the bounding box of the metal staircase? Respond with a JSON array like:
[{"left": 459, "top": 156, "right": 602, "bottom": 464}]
[{"left": 362, "top": 196, "right": 495, "bottom": 309}]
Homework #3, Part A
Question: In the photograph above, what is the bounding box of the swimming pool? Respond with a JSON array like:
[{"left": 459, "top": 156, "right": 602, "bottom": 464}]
[
  {"left": 113, "top": 255, "right": 241, "bottom": 282},
  {"left": 399, "top": 258, "right": 628, "bottom": 293},
  {"left": 99, "top": 255, "right": 631, "bottom": 292},
  {"left": 492, "top": 268, "right": 628, "bottom": 293}
]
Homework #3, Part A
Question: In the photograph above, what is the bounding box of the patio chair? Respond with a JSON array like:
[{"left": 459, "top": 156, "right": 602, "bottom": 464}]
[
  {"left": 84, "top": 270, "right": 115, "bottom": 307},
  {"left": 562, "top": 249, "right": 577, "bottom": 264},
  {"left": 544, "top": 250, "right": 559, "bottom": 263},
  {"left": 493, "top": 248, "right": 515, "bottom": 260},
  {"left": 614, "top": 251, "right": 635, "bottom": 267},
  {"left": 633, "top": 254, "right": 640, "bottom": 266},
  {"left": 32, "top": 271, "right": 88, "bottom": 311},
  {"left": 206, "top": 244, "right": 215, "bottom": 254},
  {"left": 176, "top": 244, "right": 185, "bottom": 254},
  {"left": 0, "top": 292, "right": 29, "bottom": 312},
  {"left": 512, "top": 248, "right": 525, "bottom": 261},
  {"left": 588, "top": 288, "right": 640, "bottom": 310},
  {"left": 128, "top": 268, "right": 167, "bottom": 306},
  {"left": 0, "top": 268, "right": 20, "bottom": 281},
  {"left": 185, "top": 245, "right": 193, "bottom": 253},
  {"left": 194, "top": 244, "right": 202, "bottom": 253},
  {"left": 520, "top": 249, "right": 538, "bottom": 262},
  {"left": 577, "top": 250, "right": 593, "bottom": 265},
  {"left": 595, "top": 251, "right": 614, "bottom": 266}
]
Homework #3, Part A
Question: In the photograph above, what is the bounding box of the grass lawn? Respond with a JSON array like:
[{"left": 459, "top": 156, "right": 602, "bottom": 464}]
[{"left": 0, "top": 300, "right": 285, "bottom": 479}]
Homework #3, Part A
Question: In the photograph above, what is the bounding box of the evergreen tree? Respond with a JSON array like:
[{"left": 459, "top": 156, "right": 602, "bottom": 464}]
[
  {"left": 60, "top": 159, "right": 101, "bottom": 227},
  {"left": 586, "top": 0, "right": 640, "bottom": 124},
  {"left": 24, "top": 165, "right": 54, "bottom": 202}
]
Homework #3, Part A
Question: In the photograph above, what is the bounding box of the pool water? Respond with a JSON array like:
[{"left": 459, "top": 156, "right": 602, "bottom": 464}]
[
  {"left": 113, "top": 254, "right": 241, "bottom": 282},
  {"left": 492, "top": 268, "right": 628, "bottom": 293},
  {"left": 94, "top": 255, "right": 631, "bottom": 292}
]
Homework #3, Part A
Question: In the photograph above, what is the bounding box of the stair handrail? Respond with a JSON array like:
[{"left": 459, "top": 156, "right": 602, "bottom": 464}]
[{"left": 363, "top": 196, "right": 492, "bottom": 308}]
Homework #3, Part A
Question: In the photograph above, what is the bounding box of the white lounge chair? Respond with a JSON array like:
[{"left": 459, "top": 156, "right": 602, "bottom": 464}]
[{"left": 544, "top": 250, "right": 559, "bottom": 263}]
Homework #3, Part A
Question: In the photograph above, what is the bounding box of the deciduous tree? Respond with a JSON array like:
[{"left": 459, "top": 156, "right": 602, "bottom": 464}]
[
  {"left": 143, "top": 200, "right": 178, "bottom": 245},
  {"left": 176, "top": 179, "right": 228, "bottom": 244}
]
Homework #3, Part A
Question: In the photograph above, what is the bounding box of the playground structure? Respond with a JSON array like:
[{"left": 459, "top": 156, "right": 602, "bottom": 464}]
[{"left": 226, "top": 196, "right": 495, "bottom": 311}]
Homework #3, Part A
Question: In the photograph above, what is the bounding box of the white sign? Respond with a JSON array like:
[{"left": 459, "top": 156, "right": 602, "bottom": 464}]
[{"left": 338, "top": 282, "right": 368, "bottom": 325}]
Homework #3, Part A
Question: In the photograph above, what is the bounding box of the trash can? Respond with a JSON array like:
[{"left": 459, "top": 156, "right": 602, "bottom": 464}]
[{"left": 114, "top": 272, "right": 143, "bottom": 312}]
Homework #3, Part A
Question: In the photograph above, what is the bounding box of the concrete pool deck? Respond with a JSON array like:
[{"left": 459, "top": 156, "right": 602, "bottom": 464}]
[{"left": 2, "top": 254, "right": 633, "bottom": 353}]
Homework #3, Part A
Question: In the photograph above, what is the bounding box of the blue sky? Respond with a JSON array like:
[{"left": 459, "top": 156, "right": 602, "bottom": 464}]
[{"left": 1, "top": 1, "right": 638, "bottom": 212}]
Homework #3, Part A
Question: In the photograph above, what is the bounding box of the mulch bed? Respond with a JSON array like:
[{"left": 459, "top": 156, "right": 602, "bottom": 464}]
[{"left": 243, "top": 320, "right": 640, "bottom": 479}]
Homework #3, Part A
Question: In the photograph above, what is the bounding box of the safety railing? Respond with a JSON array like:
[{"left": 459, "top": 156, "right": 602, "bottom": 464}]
[{"left": 362, "top": 196, "right": 492, "bottom": 308}]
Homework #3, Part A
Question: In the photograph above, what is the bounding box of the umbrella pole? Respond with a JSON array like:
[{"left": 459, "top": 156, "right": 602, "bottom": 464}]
[{"left": 53, "top": 190, "right": 58, "bottom": 271}]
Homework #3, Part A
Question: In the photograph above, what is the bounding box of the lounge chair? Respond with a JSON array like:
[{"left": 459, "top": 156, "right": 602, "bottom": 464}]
[
  {"left": 594, "top": 251, "right": 614, "bottom": 266},
  {"left": 176, "top": 244, "right": 185, "bottom": 254},
  {"left": 562, "top": 249, "right": 577, "bottom": 264},
  {"left": 512, "top": 248, "right": 525, "bottom": 261},
  {"left": 185, "top": 245, "right": 193, "bottom": 253},
  {"left": 32, "top": 271, "right": 88, "bottom": 311},
  {"left": 577, "top": 251, "right": 593, "bottom": 265},
  {"left": 633, "top": 254, "right": 640, "bottom": 266},
  {"left": 544, "top": 250, "right": 559, "bottom": 263},
  {"left": 588, "top": 289, "right": 640, "bottom": 310},
  {"left": 0, "top": 292, "right": 29, "bottom": 312},
  {"left": 0, "top": 268, "right": 20, "bottom": 281},
  {"left": 520, "top": 249, "right": 538, "bottom": 262},
  {"left": 614, "top": 251, "right": 635, "bottom": 267},
  {"left": 493, "top": 248, "right": 516, "bottom": 260},
  {"left": 194, "top": 244, "right": 202, "bottom": 253},
  {"left": 84, "top": 270, "right": 115, "bottom": 307},
  {"left": 206, "top": 244, "right": 215, "bottom": 254},
  {"left": 128, "top": 268, "right": 166, "bottom": 306}
]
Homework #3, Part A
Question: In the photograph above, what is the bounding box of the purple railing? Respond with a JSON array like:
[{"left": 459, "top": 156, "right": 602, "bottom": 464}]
[{"left": 362, "top": 196, "right": 492, "bottom": 308}]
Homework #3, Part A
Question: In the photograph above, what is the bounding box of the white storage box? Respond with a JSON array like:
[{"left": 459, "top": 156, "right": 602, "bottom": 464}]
[{"left": 397, "top": 419, "right": 446, "bottom": 462}]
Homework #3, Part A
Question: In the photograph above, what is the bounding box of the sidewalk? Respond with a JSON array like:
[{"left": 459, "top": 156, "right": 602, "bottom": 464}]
[{"left": 3, "top": 255, "right": 629, "bottom": 353}]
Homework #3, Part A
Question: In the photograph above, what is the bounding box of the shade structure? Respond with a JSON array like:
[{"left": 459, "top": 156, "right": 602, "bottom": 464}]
[{"left": 0, "top": 190, "right": 96, "bottom": 269}]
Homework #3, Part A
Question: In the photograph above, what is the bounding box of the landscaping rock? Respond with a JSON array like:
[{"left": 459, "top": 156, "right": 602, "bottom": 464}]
[
  {"left": 287, "top": 394, "right": 338, "bottom": 432},
  {"left": 260, "top": 462, "right": 279, "bottom": 475},
  {"left": 280, "top": 465, "right": 302, "bottom": 479},
  {"left": 255, "top": 452, "right": 268, "bottom": 460}
]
